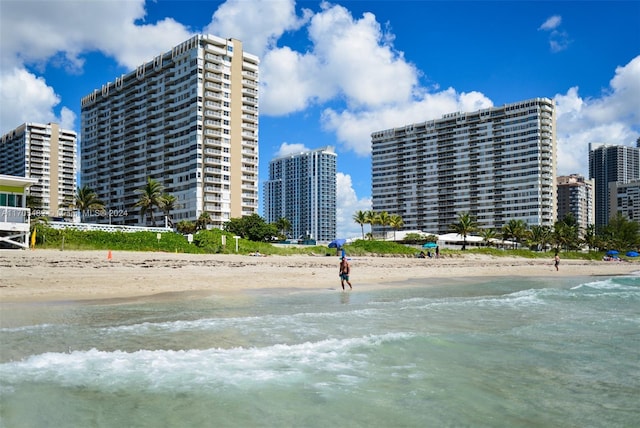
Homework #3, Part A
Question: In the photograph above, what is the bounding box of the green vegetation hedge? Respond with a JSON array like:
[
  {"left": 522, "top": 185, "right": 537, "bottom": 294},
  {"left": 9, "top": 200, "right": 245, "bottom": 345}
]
[{"left": 29, "top": 226, "right": 637, "bottom": 262}]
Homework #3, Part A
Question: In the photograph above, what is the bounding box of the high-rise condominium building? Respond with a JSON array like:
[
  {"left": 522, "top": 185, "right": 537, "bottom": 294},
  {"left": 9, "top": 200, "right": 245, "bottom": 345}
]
[
  {"left": 264, "top": 147, "right": 337, "bottom": 241},
  {"left": 371, "top": 98, "right": 556, "bottom": 234},
  {"left": 588, "top": 143, "right": 640, "bottom": 227},
  {"left": 557, "top": 174, "right": 594, "bottom": 234},
  {"left": 81, "top": 35, "right": 259, "bottom": 227},
  {"left": 0, "top": 122, "right": 77, "bottom": 217},
  {"left": 609, "top": 180, "right": 640, "bottom": 224}
]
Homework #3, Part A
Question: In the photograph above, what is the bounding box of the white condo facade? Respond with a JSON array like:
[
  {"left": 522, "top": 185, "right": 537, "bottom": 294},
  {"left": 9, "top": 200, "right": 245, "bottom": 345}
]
[
  {"left": 371, "top": 98, "right": 557, "bottom": 234},
  {"left": 0, "top": 122, "right": 77, "bottom": 217},
  {"left": 264, "top": 147, "right": 337, "bottom": 241},
  {"left": 81, "top": 35, "right": 259, "bottom": 228},
  {"left": 557, "top": 174, "right": 594, "bottom": 235}
]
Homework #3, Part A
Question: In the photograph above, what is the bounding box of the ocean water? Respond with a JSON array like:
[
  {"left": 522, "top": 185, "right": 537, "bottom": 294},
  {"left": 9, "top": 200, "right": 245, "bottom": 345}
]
[{"left": 1, "top": 274, "right": 639, "bottom": 428}]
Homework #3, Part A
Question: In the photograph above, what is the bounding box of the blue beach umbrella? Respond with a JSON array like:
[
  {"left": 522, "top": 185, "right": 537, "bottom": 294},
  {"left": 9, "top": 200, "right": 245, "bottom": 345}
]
[
  {"left": 606, "top": 250, "right": 619, "bottom": 256},
  {"left": 328, "top": 239, "right": 346, "bottom": 249},
  {"left": 423, "top": 242, "right": 437, "bottom": 248},
  {"left": 626, "top": 251, "right": 639, "bottom": 257}
]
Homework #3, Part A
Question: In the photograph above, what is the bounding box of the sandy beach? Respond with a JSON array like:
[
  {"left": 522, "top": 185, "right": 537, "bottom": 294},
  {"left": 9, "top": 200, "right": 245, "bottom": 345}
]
[{"left": 0, "top": 249, "right": 638, "bottom": 303}]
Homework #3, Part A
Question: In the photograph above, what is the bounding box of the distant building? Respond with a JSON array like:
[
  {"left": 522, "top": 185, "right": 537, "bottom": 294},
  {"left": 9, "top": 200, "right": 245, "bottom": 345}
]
[
  {"left": 588, "top": 143, "right": 640, "bottom": 227},
  {"left": 264, "top": 147, "right": 337, "bottom": 241},
  {"left": 371, "top": 98, "right": 556, "bottom": 234},
  {"left": 557, "top": 174, "right": 594, "bottom": 234},
  {"left": 609, "top": 179, "right": 640, "bottom": 224},
  {"left": 0, "top": 122, "right": 77, "bottom": 217},
  {"left": 80, "top": 35, "right": 259, "bottom": 228}
]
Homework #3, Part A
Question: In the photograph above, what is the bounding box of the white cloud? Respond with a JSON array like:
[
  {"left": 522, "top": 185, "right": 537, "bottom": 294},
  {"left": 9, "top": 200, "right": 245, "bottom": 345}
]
[
  {"left": 336, "top": 172, "right": 371, "bottom": 239},
  {"left": 538, "top": 15, "right": 570, "bottom": 52},
  {"left": 0, "top": 0, "right": 193, "bottom": 133},
  {"left": 275, "top": 142, "right": 311, "bottom": 157},
  {"left": 205, "top": 0, "right": 310, "bottom": 57},
  {"left": 0, "top": 68, "right": 63, "bottom": 131},
  {"left": 554, "top": 55, "right": 640, "bottom": 176},
  {"left": 259, "top": 2, "right": 419, "bottom": 116},
  {"left": 259, "top": 47, "right": 330, "bottom": 115},
  {"left": 539, "top": 15, "right": 562, "bottom": 31}
]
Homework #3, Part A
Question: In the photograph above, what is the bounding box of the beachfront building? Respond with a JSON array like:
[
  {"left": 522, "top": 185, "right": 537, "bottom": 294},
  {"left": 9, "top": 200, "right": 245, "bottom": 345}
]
[
  {"left": 588, "top": 142, "right": 640, "bottom": 228},
  {"left": 557, "top": 174, "right": 594, "bottom": 235},
  {"left": 609, "top": 179, "right": 640, "bottom": 224},
  {"left": 0, "top": 174, "right": 38, "bottom": 249},
  {"left": 0, "top": 122, "right": 77, "bottom": 218},
  {"left": 80, "top": 35, "right": 259, "bottom": 228},
  {"left": 371, "top": 98, "right": 556, "bottom": 234},
  {"left": 264, "top": 147, "right": 337, "bottom": 242}
]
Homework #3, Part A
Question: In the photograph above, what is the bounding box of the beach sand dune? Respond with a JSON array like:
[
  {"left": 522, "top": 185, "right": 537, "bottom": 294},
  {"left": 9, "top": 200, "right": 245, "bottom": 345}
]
[{"left": 1, "top": 250, "right": 637, "bottom": 303}]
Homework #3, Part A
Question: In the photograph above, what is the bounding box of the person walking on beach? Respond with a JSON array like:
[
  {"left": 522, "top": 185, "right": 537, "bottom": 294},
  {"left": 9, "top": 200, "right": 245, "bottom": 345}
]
[
  {"left": 339, "top": 256, "right": 352, "bottom": 290},
  {"left": 554, "top": 253, "right": 560, "bottom": 271}
]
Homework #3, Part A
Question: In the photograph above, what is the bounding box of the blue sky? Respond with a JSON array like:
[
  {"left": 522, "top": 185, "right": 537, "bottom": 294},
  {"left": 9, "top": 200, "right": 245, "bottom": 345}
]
[{"left": 1, "top": 0, "right": 639, "bottom": 238}]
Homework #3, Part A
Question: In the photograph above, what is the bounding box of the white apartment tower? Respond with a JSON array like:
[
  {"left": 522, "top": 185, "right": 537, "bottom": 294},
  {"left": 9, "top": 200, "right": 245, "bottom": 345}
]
[
  {"left": 0, "top": 122, "right": 77, "bottom": 217},
  {"left": 557, "top": 174, "right": 594, "bottom": 235},
  {"left": 371, "top": 98, "right": 556, "bottom": 234},
  {"left": 81, "top": 35, "right": 259, "bottom": 227},
  {"left": 264, "top": 147, "right": 337, "bottom": 241}
]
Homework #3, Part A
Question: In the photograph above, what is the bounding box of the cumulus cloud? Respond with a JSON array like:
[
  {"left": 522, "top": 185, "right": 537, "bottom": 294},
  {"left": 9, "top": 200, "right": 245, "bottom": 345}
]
[
  {"left": 0, "top": 0, "right": 195, "bottom": 133},
  {"left": 259, "top": 2, "right": 419, "bottom": 116},
  {"left": 0, "top": 68, "right": 63, "bottom": 131},
  {"left": 554, "top": 55, "right": 640, "bottom": 175},
  {"left": 205, "top": 0, "right": 310, "bottom": 57},
  {"left": 275, "top": 142, "right": 311, "bottom": 157},
  {"left": 336, "top": 172, "right": 372, "bottom": 238},
  {"left": 539, "top": 15, "right": 562, "bottom": 31},
  {"left": 538, "top": 15, "right": 570, "bottom": 52}
]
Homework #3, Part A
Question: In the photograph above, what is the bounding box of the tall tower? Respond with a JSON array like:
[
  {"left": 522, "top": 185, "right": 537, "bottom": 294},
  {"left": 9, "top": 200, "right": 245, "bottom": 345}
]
[
  {"left": 81, "top": 35, "right": 259, "bottom": 228},
  {"left": 371, "top": 98, "right": 556, "bottom": 234},
  {"left": 0, "top": 122, "right": 77, "bottom": 217},
  {"left": 588, "top": 143, "right": 640, "bottom": 227},
  {"left": 264, "top": 147, "right": 337, "bottom": 241}
]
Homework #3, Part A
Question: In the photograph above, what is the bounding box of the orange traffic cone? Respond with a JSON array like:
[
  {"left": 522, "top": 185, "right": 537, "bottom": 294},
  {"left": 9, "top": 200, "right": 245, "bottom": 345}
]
[{"left": 107, "top": 250, "right": 112, "bottom": 261}]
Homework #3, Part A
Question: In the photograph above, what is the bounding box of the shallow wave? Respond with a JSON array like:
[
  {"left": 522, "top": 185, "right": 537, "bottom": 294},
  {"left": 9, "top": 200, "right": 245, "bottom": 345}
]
[
  {"left": 100, "top": 307, "right": 382, "bottom": 335},
  {"left": 572, "top": 277, "right": 640, "bottom": 292},
  {"left": 0, "top": 332, "right": 415, "bottom": 392},
  {"left": 0, "top": 323, "right": 56, "bottom": 333}
]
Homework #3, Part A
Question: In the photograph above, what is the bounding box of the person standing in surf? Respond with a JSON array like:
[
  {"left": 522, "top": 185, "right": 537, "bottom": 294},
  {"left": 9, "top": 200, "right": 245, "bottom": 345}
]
[
  {"left": 339, "top": 256, "right": 352, "bottom": 290},
  {"left": 554, "top": 253, "right": 560, "bottom": 271}
]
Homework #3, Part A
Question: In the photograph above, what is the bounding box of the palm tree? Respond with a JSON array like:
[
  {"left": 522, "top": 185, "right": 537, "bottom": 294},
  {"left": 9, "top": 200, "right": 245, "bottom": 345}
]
[
  {"left": 553, "top": 214, "right": 580, "bottom": 251},
  {"left": 583, "top": 224, "right": 597, "bottom": 252},
  {"left": 479, "top": 228, "right": 497, "bottom": 248},
  {"left": 389, "top": 214, "right": 404, "bottom": 241},
  {"left": 159, "top": 193, "right": 177, "bottom": 228},
  {"left": 195, "top": 212, "right": 213, "bottom": 231},
  {"left": 510, "top": 219, "right": 529, "bottom": 250},
  {"left": 74, "top": 185, "right": 105, "bottom": 222},
  {"left": 365, "top": 210, "right": 377, "bottom": 238},
  {"left": 135, "top": 177, "right": 164, "bottom": 226},
  {"left": 275, "top": 217, "right": 292, "bottom": 239},
  {"left": 353, "top": 210, "right": 368, "bottom": 240},
  {"left": 529, "top": 225, "right": 552, "bottom": 251},
  {"left": 501, "top": 219, "right": 528, "bottom": 250},
  {"left": 377, "top": 211, "right": 391, "bottom": 240},
  {"left": 450, "top": 212, "right": 477, "bottom": 250}
]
